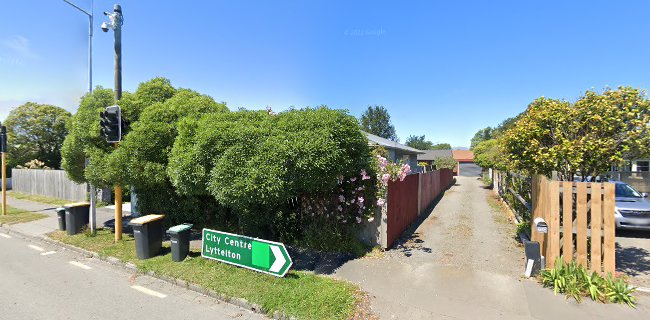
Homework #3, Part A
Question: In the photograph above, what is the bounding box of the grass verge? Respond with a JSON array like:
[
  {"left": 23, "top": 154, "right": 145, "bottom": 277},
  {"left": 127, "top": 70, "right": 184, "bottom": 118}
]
[
  {"left": 7, "top": 191, "right": 70, "bottom": 206},
  {"left": 49, "top": 228, "right": 360, "bottom": 320},
  {"left": 0, "top": 205, "right": 48, "bottom": 225}
]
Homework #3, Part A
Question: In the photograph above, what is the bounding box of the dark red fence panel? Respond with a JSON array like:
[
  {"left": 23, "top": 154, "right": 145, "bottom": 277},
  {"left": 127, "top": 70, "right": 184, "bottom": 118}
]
[
  {"left": 386, "top": 173, "right": 419, "bottom": 248},
  {"left": 386, "top": 169, "right": 454, "bottom": 248}
]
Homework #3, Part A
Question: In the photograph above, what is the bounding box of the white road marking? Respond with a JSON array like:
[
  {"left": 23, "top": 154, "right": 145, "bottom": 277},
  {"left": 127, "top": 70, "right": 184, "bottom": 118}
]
[
  {"left": 0, "top": 233, "right": 11, "bottom": 238},
  {"left": 41, "top": 251, "right": 56, "bottom": 256},
  {"left": 28, "top": 244, "right": 45, "bottom": 252},
  {"left": 131, "top": 285, "right": 167, "bottom": 298},
  {"left": 69, "top": 261, "right": 92, "bottom": 270}
]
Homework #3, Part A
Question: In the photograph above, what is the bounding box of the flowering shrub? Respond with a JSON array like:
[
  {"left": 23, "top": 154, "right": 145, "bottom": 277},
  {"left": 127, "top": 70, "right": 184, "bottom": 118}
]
[
  {"left": 299, "top": 167, "right": 375, "bottom": 225},
  {"left": 371, "top": 150, "right": 412, "bottom": 208},
  {"left": 16, "top": 159, "right": 51, "bottom": 170}
]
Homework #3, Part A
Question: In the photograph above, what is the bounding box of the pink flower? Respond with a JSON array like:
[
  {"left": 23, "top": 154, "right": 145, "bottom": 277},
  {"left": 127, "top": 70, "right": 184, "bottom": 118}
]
[
  {"left": 377, "top": 155, "right": 388, "bottom": 170},
  {"left": 339, "top": 195, "right": 345, "bottom": 202},
  {"left": 377, "top": 198, "right": 385, "bottom": 206},
  {"left": 358, "top": 196, "right": 364, "bottom": 204},
  {"left": 381, "top": 173, "right": 390, "bottom": 185},
  {"left": 360, "top": 169, "right": 370, "bottom": 180},
  {"left": 337, "top": 205, "right": 343, "bottom": 211},
  {"left": 356, "top": 216, "right": 362, "bottom": 224},
  {"left": 351, "top": 198, "right": 356, "bottom": 204},
  {"left": 350, "top": 177, "right": 357, "bottom": 182}
]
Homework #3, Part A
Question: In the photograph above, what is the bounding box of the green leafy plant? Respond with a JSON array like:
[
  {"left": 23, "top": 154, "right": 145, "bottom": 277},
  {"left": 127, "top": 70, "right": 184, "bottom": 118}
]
[
  {"left": 540, "top": 257, "right": 636, "bottom": 307},
  {"left": 515, "top": 221, "right": 530, "bottom": 238},
  {"left": 604, "top": 274, "right": 637, "bottom": 307}
]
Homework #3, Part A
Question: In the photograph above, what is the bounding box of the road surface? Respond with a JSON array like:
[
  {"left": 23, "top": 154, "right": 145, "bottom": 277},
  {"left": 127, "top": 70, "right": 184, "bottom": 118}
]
[{"left": 0, "top": 231, "right": 266, "bottom": 320}]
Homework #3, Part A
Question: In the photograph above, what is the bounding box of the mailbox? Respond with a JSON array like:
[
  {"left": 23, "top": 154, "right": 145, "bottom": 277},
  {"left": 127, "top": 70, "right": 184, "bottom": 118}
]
[{"left": 534, "top": 217, "right": 548, "bottom": 234}]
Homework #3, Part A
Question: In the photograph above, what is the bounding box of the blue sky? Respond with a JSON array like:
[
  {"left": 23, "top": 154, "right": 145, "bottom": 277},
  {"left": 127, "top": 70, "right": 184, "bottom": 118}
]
[{"left": 2, "top": 1, "right": 650, "bottom": 147}]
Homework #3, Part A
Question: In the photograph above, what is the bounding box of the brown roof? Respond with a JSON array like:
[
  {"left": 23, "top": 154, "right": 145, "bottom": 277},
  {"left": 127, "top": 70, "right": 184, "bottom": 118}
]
[{"left": 452, "top": 150, "right": 474, "bottom": 161}]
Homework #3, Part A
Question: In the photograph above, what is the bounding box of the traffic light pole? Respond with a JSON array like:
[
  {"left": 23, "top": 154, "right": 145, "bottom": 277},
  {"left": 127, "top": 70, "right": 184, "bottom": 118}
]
[
  {"left": 1, "top": 126, "right": 6, "bottom": 216},
  {"left": 113, "top": 4, "right": 123, "bottom": 242},
  {"left": 1, "top": 152, "right": 6, "bottom": 216}
]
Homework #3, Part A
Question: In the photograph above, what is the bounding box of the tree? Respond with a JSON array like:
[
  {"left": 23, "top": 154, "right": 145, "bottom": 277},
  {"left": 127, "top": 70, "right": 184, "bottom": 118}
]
[
  {"left": 4, "top": 102, "right": 71, "bottom": 169},
  {"left": 434, "top": 156, "right": 457, "bottom": 170},
  {"left": 431, "top": 143, "right": 452, "bottom": 150},
  {"left": 360, "top": 105, "right": 397, "bottom": 141},
  {"left": 500, "top": 87, "right": 650, "bottom": 180},
  {"left": 473, "top": 139, "right": 505, "bottom": 170},
  {"left": 405, "top": 135, "right": 433, "bottom": 150},
  {"left": 470, "top": 127, "right": 493, "bottom": 149}
]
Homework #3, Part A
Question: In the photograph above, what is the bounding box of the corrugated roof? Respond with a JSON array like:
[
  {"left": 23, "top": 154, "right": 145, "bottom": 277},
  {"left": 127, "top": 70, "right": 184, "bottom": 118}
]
[
  {"left": 417, "top": 149, "right": 453, "bottom": 161},
  {"left": 364, "top": 132, "right": 424, "bottom": 154},
  {"left": 452, "top": 150, "right": 474, "bottom": 161}
]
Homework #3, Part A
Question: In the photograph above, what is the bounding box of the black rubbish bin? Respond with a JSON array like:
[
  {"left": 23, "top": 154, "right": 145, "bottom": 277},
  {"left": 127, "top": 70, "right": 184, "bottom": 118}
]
[
  {"left": 167, "top": 224, "right": 193, "bottom": 262},
  {"left": 128, "top": 214, "right": 165, "bottom": 260},
  {"left": 55, "top": 207, "right": 66, "bottom": 231},
  {"left": 64, "top": 203, "right": 90, "bottom": 235}
]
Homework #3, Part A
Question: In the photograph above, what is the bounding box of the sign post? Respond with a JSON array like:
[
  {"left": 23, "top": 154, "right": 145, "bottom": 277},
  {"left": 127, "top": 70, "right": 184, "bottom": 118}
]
[{"left": 201, "top": 229, "right": 292, "bottom": 277}]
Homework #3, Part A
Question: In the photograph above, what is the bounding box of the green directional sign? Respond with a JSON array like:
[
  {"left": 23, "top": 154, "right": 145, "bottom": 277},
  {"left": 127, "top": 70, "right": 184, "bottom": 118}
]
[{"left": 201, "top": 228, "right": 292, "bottom": 277}]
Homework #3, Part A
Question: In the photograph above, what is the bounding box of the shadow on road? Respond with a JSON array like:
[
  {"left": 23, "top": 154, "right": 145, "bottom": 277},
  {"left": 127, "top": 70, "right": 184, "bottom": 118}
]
[
  {"left": 389, "top": 190, "right": 449, "bottom": 257},
  {"left": 616, "top": 243, "right": 650, "bottom": 277}
]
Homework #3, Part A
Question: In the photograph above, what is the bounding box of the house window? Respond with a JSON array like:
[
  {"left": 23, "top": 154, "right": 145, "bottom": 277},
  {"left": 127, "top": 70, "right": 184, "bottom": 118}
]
[{"left": 637, "top": 161, "right": 650, "bottom": 172}]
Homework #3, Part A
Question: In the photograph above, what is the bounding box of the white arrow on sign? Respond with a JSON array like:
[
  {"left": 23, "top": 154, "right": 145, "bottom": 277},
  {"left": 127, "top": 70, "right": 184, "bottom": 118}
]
[{"left": 269, "top": 245, "right": 286, "bottom": 273}]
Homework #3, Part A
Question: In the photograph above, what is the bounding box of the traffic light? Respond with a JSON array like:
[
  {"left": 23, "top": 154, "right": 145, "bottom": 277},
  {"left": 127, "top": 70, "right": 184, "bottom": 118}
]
[
  {"left": 0, "top": 125, "right": 6, "bottom": 153},
  {"left": 120, "top": 116, "right": 129, "bottom": 138},
  {"left": 100, "top": 105, "right": 121, "bottom": 143}
]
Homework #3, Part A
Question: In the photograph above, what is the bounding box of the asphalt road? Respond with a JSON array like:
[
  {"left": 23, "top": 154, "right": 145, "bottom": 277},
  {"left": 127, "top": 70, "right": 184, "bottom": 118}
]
[{"left": 0, "top": 231, "right": 266, "bottom": 320}]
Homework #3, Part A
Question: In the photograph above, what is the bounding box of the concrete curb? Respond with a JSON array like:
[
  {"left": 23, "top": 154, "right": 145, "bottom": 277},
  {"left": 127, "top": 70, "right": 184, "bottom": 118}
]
[{"left": 0, "top": 225, "right": 297, "bottom": 320}]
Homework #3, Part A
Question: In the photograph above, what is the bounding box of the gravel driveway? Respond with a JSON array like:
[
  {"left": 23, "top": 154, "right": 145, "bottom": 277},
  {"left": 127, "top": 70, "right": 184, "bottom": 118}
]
[{"left": 334, "top": 176, "right": 650, "bottom": 319}]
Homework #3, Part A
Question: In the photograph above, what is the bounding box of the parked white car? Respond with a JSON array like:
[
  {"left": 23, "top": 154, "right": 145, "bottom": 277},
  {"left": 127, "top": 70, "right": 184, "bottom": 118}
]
[{"left": 613, "top": 181, "right": 650, "bottom": 230}]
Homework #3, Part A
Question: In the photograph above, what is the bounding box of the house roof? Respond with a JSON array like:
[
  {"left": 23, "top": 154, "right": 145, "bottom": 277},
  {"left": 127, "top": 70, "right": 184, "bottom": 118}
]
[
  {"left": 363, "top": 132, "right": 424, "bottom": 154},
  {"left": 417, "top": 149, "right": 453, "bottom": 161},
  {"left": 452, "top": 150, "right": 474, "bottom": 161}
]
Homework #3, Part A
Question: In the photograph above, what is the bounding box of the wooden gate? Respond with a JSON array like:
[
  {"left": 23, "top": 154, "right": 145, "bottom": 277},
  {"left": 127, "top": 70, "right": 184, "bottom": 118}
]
[{"left": 531, "top": 175, "right": 616, "bottom": 274}]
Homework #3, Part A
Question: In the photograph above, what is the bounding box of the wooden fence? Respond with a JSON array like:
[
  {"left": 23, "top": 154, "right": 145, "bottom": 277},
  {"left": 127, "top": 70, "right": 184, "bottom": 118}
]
[
  {"left": 531, "top": 175, "right": 616, "bottom": 274},
  {"left": 12, "top": 169, "right": 86, "bottom": 202},
  {"left": 386, "top": 169, "right": 454, "bottom": 248}
]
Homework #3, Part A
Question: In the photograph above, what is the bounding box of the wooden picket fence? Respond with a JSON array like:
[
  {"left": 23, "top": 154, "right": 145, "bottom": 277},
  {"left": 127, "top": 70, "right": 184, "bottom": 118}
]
[{"left": 531, "top": 175, "right": 616, "bottom": 274}]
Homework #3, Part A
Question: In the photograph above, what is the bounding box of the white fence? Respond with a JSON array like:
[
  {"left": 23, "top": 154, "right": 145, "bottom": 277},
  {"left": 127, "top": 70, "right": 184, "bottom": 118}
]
[{"left": 12, "top": 169, "right": 86, "bottom": 202}]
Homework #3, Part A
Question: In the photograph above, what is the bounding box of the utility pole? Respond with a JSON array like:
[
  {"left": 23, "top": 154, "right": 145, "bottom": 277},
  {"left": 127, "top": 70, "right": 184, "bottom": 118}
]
[
  {"left": 1, "top": 125, "right": 6, "bottom": 216},
  {"left": 62, "top": 0, "right": 96, "bottom": 234},
  {"left": 102, "top": 4, "right": 124, "bottom": 241}
]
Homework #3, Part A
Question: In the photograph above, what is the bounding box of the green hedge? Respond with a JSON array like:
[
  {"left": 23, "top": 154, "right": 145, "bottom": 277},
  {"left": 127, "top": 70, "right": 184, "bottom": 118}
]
[{"left": 62, "top": 78, "right": 375, "bottom": 250}]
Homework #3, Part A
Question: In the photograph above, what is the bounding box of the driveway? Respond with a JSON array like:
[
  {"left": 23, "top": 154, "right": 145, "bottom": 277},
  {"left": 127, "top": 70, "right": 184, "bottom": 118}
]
[
  {"left": 617, "top": 230, "right": 650, "bottom": 288},
  {"left": 335, "top": 176, "right": 650, "bottom": 319}
]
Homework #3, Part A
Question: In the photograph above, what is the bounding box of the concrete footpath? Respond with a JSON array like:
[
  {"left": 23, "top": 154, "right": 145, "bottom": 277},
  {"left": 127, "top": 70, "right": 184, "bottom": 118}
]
[
  {"left": 2, "top": 195, "right": 121, "bottom": 237},
  {"left": 335, "top": 176, "right": 650, "bottom": 320}
]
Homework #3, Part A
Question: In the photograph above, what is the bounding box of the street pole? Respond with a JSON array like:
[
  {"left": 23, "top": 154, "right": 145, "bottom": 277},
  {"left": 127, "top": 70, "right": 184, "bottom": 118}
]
[
  {"left": 112, "top": 4, "right": 123, "bottom": 241},
  {"left": 62, "top": 0, "right": 93, "bottom": 92},
  {"left": 1, "top": 125, "right": 6, "bottom": 216},
  {"left": 62, "top": 0, "right": 96, "bottom": 234},
  {"left": 1, "top": 151, "right": 5, "bottom": 216}
]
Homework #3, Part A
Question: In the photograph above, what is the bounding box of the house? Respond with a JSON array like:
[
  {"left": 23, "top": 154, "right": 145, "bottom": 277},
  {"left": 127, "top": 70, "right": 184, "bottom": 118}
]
[
  {"left": 452, "top": 150, "right": 481, "bottom": 177},
  {"left": 417, "top": 149, "right": 453, "bottom": 168},
  {"left": 364, "top": 132, "right": 423, "bottom": 169},
  {"left": 609, "top": 159, "right": 650, "bottom": 193}
]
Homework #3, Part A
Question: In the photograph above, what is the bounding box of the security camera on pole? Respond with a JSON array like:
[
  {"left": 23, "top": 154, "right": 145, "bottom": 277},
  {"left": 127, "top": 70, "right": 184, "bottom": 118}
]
[{"left": 101, "top": 4, "right": 124, "bottom": 241}]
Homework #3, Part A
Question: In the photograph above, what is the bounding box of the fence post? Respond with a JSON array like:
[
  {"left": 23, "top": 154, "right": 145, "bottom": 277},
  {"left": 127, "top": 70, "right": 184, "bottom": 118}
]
[
  {"left": 546, "top": 180, "right": 560, "bottom": 266},
  {"left": 562, "top": 181, "right": 573, "bottom": 263},
  {"left": 603, "top": 183, "right": 616, "bottom": 274}
]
